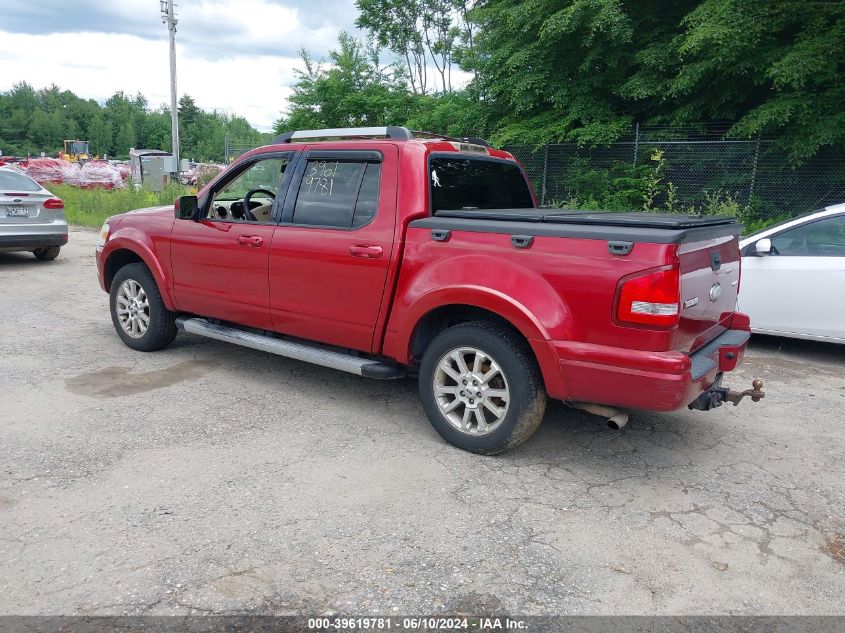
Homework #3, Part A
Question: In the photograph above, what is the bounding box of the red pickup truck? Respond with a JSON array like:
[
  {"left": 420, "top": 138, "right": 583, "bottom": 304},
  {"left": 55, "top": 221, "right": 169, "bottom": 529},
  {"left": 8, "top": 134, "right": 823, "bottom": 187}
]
[{"left": 96, "top": 126, "right": 763, "bottom": 454}]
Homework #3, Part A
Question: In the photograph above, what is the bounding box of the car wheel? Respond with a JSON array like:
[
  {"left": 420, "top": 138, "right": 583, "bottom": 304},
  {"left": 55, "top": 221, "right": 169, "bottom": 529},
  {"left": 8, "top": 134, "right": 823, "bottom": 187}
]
[
  {"left": 110, "top": 263, "right": 177, "bottom": 352},
  {"left": 419, "top": 321, "right": 547, "bottom": 455},
  {"left": 33, "top": 246, "right": 60, "bottom": 261}
]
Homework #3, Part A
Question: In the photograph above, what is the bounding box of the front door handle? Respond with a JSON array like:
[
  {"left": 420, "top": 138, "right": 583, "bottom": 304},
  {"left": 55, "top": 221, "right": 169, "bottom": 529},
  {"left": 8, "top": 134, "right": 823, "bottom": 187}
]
[
  {"left": 237, "top": 235, "right": 264, "bottom": 247},
  {"left": 349, "top": 244, "right": 383, "bottom": 258}
]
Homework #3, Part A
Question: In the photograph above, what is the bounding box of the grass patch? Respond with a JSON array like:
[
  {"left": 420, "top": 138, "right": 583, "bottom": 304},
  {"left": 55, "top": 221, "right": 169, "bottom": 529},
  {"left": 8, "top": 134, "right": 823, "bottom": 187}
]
[{"left": 46, "top": 183, "right": 193, "bottom": 228}]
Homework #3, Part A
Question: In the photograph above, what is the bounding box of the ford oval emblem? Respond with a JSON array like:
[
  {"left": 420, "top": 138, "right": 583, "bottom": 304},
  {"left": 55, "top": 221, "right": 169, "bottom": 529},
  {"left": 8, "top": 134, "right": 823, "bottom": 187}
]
[{"left": 709, "top": 282, "right": 722, "bottom": 302}]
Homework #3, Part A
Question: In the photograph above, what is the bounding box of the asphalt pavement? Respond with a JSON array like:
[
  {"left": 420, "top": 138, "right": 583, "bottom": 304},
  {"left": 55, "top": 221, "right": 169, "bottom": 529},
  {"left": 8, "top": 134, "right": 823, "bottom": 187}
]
[{"left": 1, "top": 227, "right": 843, "bottom": 615}]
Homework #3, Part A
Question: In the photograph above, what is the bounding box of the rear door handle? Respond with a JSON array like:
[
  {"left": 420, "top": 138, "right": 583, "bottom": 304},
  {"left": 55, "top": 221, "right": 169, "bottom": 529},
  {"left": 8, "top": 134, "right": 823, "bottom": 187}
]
[
  {"left": 237, "top": 235, "right": 264, "bottom": 247},
  {"left": 349, "top": 244, "right": 383, "bottom": 258}
]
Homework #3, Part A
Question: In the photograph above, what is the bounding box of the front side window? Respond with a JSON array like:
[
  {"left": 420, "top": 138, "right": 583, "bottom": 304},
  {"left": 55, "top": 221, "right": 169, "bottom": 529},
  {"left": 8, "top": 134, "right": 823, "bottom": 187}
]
[
  {"left": 209, "top": 157, "right": 290, "bottom": 222},
  {"left": 771, "top": 215, "right": 845, "bottom": 257},
  {"left": 429, "top": 157, "right": 534, "bottom": 213},
  {"left": 293, "top": 160, "right": 381, "bottom": 228}
]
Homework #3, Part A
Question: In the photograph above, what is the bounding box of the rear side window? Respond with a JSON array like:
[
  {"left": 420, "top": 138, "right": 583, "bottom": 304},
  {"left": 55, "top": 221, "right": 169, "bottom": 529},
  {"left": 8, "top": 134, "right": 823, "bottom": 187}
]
[
  {"left": 0, "top": 170, "right": 41, "bottom": 192},
  {"left": 293, "top": 160, "right": 381, "bottom": 228},
  {"left": 429, "top": 158, "right": 533, "bottom": 213}
]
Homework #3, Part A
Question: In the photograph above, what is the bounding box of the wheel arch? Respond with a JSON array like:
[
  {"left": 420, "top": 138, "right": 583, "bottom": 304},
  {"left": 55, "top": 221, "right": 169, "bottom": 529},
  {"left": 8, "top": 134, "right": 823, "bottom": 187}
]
[
  {"left": 410, "top": 303, "right": 534, "bottom": 359},
  {"left": 102, "top": 241, "right": 176, "bottom": 311},
  {"left": 393, "top": 294, "right": 567, "bottom": 399}
]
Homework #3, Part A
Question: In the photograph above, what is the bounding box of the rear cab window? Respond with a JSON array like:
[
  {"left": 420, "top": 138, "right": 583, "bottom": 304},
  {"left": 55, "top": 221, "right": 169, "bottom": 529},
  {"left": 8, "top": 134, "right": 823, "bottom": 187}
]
[{"left": 429, "top": 157, "right": 534, "bottom": 213}]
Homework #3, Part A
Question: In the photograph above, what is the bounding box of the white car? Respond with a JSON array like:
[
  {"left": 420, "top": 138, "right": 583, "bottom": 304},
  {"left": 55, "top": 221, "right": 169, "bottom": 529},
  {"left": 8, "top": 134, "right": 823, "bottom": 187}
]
[
  {"left": 0, "top": 167, "right": 68, "bottom": 260},
  {"left": 739, "top": 203, "right": 845, "bottom": 343}
]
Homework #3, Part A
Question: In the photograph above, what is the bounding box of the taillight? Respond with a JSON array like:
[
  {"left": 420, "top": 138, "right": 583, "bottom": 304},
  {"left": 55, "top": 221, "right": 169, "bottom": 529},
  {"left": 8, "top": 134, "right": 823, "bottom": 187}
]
[
  {"left": 616, "top": 266, "right": 680, "bottom": 327},
  {"left": 44, "top": 198, "right": 64, "bottom": 210}
]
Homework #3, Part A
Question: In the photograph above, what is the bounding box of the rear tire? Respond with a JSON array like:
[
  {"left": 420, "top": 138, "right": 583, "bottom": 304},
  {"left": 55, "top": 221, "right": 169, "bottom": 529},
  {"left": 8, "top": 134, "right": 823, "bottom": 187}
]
[
  {"left": 33, "top": 246, "right": 60, "bottom": 261},
  {"left": 110, "top": 263, "right": 177, "bottom": 352},
  {"left": 418, "top": 321, "right": 547, "bottom": 455}
]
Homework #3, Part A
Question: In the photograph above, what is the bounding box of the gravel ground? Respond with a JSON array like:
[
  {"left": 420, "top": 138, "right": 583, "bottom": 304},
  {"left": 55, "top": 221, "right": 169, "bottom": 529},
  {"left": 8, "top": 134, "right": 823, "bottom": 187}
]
[{"left": 1, "top": 227, "right": 843, "bottom": 616}]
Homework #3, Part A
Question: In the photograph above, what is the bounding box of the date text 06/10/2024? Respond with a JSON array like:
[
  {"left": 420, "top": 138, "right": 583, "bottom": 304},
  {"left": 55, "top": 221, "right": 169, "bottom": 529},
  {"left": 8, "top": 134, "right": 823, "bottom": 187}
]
[{"left": 307, "top": 617, "right": 529, "bottom": 630}]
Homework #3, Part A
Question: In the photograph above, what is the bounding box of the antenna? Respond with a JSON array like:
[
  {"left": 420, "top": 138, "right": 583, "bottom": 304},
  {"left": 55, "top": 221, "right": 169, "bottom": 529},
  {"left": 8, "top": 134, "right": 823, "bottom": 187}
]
[{"left": 160, "top": 0, "right": 180, "bottom": 172}]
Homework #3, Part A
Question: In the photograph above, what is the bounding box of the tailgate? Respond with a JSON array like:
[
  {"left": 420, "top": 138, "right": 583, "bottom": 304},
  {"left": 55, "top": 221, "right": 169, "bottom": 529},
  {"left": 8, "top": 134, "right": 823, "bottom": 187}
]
[{"left": 677, "top": 234, "right": 741, "bottom": 353}]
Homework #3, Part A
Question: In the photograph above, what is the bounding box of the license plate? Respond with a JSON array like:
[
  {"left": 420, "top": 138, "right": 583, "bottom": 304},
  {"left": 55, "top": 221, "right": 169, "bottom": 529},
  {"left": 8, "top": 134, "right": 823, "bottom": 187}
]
[{"left": 6, "top": 206, "right": 29, "bottom": 217}]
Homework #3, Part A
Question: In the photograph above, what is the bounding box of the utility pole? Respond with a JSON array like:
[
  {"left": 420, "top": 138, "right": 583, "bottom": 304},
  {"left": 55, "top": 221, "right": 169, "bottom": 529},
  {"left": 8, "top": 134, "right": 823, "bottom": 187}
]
[{"left": 161, "top": 0, "right": 180, "bottom": 172}]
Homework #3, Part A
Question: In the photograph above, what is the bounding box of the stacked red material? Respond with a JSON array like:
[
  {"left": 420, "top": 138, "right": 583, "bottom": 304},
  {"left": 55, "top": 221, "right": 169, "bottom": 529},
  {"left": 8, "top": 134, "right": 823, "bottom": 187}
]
[
  {"left": 80, "top": 160, "right": 125, "bottom": 190},
  {"left": 22, "top": 158, "right": 81, "bottom": 185}
]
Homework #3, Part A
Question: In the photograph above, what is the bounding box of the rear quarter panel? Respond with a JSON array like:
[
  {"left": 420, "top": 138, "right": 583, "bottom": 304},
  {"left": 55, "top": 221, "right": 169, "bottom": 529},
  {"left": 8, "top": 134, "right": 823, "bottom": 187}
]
[{"left": 383, "top": 227, "right": 680, "bottom": 363}]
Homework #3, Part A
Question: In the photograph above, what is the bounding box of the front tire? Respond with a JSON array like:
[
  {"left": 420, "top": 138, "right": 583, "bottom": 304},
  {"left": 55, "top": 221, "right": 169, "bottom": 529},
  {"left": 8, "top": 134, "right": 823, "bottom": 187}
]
[
  {"left": 110, "top": 263, "right": 177, "bottom": 352},
  {"left": 419, "top": 321, "right": 547, "bottom": 455},
  {"left": 33, "top": 246, "right": 60, "bottom": 261}
]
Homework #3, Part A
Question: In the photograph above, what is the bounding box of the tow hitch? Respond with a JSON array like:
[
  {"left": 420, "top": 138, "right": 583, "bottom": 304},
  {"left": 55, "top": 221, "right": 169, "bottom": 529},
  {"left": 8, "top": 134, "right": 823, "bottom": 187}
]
[{"left": 689, "top": 377, "right": 765, "bottom": 411}]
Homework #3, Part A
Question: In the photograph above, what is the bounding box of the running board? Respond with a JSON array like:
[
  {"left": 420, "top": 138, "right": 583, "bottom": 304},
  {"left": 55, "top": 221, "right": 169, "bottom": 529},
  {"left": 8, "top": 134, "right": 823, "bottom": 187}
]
[{"left": 175, "top": 317, "right": 405, "bottom": 380}]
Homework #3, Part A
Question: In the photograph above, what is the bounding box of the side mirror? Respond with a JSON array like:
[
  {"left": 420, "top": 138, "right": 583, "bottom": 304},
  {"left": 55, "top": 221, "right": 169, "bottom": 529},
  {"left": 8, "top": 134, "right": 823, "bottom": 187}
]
[
  {"left": 754, "top": 237, "right": 773, "bottom": 256},
  {"left": 175, "top": 195, "right": 199, "bottom": 220}
]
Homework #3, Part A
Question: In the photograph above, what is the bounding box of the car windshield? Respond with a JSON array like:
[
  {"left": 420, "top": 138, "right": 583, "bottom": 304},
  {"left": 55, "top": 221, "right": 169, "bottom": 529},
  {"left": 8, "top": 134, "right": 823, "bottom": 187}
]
[{"left": 0, "top": 170, "right": 41, "bottom": 192}]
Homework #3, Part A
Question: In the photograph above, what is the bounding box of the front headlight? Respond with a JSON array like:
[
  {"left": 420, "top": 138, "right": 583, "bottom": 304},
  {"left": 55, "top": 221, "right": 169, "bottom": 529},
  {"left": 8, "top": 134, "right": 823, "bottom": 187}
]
[{"left": 98, "top": 222, "right": 111, "bottom": 247}]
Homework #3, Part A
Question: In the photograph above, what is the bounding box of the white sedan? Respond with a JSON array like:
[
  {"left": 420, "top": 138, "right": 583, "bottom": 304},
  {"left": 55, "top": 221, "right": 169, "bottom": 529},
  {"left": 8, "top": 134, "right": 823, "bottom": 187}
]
[
  {"left": 0, "top": 167, "right": 68, "bottom": 260},
  {"left": 738, "top": 203, "right": 845, "bottom": 343}
]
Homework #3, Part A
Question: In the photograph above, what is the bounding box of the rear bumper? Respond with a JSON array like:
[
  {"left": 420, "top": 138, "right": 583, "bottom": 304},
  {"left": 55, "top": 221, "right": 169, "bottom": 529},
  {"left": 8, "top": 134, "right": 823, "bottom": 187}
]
[
  {"left": 0, "top": 219, "right": 68, "bottom": 251},
  {"left": 0, "top": 225, "right": 69, "bottom": 251},
  {"left": 553, "top": 320, "right": 752, "bottom": 412}
]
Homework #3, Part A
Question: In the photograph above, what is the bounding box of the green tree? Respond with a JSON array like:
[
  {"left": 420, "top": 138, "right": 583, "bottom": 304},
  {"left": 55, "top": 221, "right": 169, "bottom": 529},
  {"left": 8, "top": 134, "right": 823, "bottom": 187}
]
[
  {"left": 469, "top": 0, "right": 845, "bottom": 159},
  {"left": 667, "top": 0, "right": 845, "bottom": 162},
  {"left": 87, "top": 113, "right": 114, "bottom": 157},
  {"left": 113, "top": 120, "right": 136, "bottom": 157},
  {"left": 28, "top": 108, "right": 64, "bottom": 151},
  {"left": 276, "top": 33, "right": 416, "bottom": 132},
  {"left": 0, "top": 84, "right": 264, "bottom": 161}
]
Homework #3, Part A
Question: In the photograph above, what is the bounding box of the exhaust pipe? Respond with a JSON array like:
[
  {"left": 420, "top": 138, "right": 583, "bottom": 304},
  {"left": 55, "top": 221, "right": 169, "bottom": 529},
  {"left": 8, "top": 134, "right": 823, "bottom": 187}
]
[{"left": 570, "top": 402, "right": 629, "bottom": 430}]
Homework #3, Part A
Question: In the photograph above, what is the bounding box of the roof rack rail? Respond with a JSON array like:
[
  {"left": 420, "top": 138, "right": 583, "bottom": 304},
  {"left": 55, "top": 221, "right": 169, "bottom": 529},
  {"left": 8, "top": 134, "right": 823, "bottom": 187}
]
[
  {"left": 459, "top": 136, "right": 491, "bottom": 148},
  {"left": 270, "top": 126, "right": 493, "bottom": 148},
  {"left": 411, "top": 130, "right": 457, "bottom": 141},
  {"left": 272, "top": 126, "right": 414, "bottom": 144},
  {"left": 411, "top": 130, "right": 492, "bottom": 148}
]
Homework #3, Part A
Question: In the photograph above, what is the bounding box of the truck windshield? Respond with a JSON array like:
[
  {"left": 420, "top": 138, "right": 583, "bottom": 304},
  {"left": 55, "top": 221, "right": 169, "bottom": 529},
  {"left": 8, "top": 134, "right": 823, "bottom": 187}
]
[{"left": 429, "top": 157, "right": 534, "bottom": 213}]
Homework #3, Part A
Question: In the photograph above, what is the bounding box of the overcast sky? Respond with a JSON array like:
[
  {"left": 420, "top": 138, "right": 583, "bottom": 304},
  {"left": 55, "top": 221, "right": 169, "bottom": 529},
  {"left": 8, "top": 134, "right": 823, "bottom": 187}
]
[{"left": 0, "top": 0, "right": 360, "bottom": 131}]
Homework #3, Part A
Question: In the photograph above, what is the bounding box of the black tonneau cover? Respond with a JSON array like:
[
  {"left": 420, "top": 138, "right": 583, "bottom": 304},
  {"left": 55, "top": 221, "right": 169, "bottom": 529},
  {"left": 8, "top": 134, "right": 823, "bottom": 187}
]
[
  {"left": 436, "top": 208, "right": 736, "bottom": 229},
  {"left": 411, "top": 209, "right": 741, "bottom": 244}
]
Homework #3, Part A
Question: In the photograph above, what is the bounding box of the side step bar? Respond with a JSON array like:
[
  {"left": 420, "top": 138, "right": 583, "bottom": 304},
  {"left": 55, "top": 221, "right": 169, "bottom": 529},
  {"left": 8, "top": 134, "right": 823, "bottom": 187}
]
[{"left": 175, "top": 317, "right": 405, "bottom": 380}]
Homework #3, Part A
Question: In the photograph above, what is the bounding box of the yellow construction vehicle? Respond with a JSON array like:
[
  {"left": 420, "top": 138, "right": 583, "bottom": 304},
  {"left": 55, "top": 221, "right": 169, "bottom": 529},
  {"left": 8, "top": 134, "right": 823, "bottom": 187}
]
[{"left": 60, "top": 140, "right": 92, "bottom": 164}]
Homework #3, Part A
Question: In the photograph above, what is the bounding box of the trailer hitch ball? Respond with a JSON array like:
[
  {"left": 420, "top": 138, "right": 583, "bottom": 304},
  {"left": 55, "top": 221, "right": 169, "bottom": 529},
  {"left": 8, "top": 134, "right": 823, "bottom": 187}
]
[
  {"left": 724, "top": 379, "right": 765, "bottom": 406},
  {"left": 689, "top": 378, "right": 765, "bottom": 411}
]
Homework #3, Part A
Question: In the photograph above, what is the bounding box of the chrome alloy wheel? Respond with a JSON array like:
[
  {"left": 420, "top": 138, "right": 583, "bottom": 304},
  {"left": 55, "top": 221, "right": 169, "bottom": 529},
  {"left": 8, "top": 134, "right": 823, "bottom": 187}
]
[
  {"left": 116, "top": 279, "right": 150, "bottom": 338},
  {"left": 432, "top": 346, "right": 510, "bottom": 436}
]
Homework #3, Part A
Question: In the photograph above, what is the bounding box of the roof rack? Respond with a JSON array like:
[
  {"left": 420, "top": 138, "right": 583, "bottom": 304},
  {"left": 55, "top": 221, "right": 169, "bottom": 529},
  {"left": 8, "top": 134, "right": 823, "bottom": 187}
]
[
  {"left": 271, "top": 126, "right": 492, "bottom": 148},
  {"left": 410, "top": 130, "right": 491, "bottom": 148},
  {"left": 272, "top": 126, "right": 414, "bottom": 144}
]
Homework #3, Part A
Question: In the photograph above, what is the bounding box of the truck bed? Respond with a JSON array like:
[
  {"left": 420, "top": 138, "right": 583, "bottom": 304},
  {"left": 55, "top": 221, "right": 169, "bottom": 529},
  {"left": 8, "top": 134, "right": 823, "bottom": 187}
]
[
  {"left": 412, "top": 210, "right": 741, "bottom": 244},
  {"left": 405, "top": 207, "right": 742, "bottom": 356}
]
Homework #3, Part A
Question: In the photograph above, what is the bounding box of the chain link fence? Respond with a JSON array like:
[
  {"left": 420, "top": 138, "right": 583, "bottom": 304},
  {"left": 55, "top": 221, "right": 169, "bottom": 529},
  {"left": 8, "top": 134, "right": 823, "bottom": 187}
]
[
  {"left": 223, "top": 136, "right": 258, "bottom": 164},
  {"left": 225, "top": 127, "right": 845, "bottom": 223},
  {"left": 505, "top": 125, "right": 845, "bottom": 223}
]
